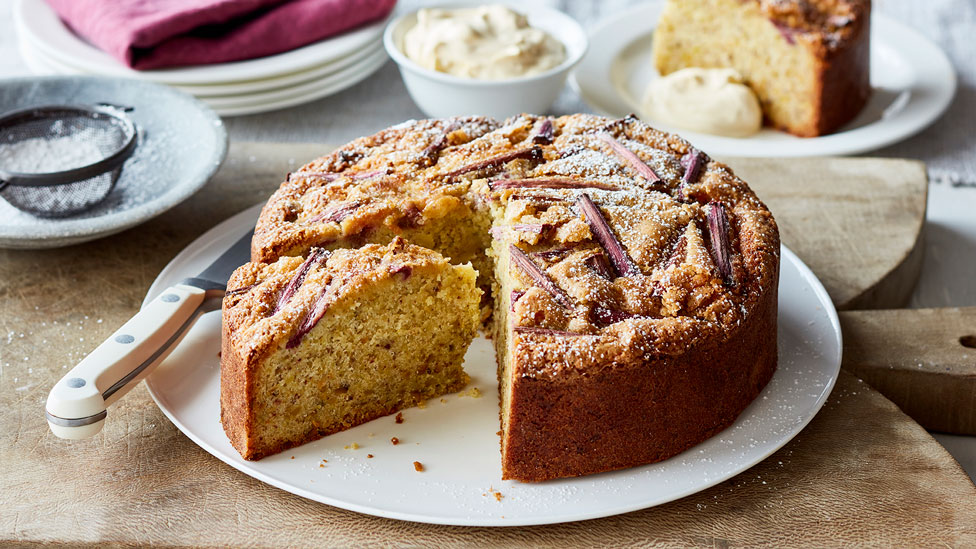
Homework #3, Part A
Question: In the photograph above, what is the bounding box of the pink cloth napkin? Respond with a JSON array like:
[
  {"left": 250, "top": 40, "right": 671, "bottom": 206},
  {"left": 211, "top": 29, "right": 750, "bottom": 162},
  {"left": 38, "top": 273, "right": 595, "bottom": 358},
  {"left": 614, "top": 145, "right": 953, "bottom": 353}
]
[{"left": 45, "top": 0, "right": 396, "bottom": 70}]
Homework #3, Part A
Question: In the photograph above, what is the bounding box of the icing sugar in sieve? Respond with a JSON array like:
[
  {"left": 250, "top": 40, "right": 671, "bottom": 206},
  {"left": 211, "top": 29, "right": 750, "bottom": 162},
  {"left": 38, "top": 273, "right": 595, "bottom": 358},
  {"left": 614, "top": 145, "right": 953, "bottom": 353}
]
[{"left": 0, "top": 104, "right": 138, "bottom": 218}]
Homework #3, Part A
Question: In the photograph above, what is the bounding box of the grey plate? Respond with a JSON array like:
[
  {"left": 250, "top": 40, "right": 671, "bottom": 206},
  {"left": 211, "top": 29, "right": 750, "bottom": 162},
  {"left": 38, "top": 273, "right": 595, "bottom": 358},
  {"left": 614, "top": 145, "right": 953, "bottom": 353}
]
[{"left": 0, "top": 76, "right": 227, "bottom": 249}]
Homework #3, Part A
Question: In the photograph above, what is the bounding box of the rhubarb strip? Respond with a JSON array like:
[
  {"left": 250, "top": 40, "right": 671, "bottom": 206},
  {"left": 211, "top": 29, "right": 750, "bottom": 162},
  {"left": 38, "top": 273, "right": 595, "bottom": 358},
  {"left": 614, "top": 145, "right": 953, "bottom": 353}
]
[
  {"left": 416, "top": 120, "right": 461, "bottom": 167},
  {"left": 532, "top": 119, "right": 554, "bottom": 145},
  {"left": 584, "top": 251, "right": 615, "bottom": 280},
  {"left": 298, "top": 170, "right": 386, "bottom": 183},
  {"left": 273, "top": 248, "right": 330, "bottom": 314},
  {"left": 305, "top": 200, "right": 361, "bottom": 225},
  {"left": 286, "top": 284, "right": 332, "bottom": 349},
  {"left": 513, "top": 326, "right": 594, "bottom": 337},
  {"left": 706, "top": 201, "right": 734, "bottom": 285},
  {"left": 509, "top": 244, "right": 573, "bottom": 309},
  {"left": 224, "top": 283, "right": 257, "bottom": 297},
  {"left": 597, "top": 133, "right": 662, "bottom": 184},
  {"left": 576, "top": 193, "right": 640, "bottom": 278},
  {"left": 677, "top": 148, "right": 707, "bottom": 201},
  {"left": 489, "top": 178, "right": 619, "bottom": 191},
  {"left": 442, "top": 147, "right": 543, "bottom": 178}
]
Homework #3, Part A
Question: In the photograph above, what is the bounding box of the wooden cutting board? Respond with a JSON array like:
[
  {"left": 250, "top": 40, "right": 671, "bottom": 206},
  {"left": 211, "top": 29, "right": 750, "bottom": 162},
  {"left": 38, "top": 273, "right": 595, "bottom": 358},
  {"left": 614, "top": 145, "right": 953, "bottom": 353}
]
[{"left": 1, "top": 143, "right": 972, "bottom": 547}]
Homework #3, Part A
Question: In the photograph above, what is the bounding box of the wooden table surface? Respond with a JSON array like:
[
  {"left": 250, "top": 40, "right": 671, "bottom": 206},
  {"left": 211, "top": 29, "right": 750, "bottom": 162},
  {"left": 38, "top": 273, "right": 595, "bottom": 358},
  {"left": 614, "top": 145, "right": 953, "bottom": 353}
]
[{"left": 1, "top": 144, "right": 973, "bottom": 547}]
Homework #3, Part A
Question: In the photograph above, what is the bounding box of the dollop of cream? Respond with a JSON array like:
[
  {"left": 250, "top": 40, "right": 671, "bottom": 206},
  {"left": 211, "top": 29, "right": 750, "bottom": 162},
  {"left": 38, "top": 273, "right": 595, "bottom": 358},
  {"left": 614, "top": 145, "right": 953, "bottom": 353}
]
[
  {"left": 642, "top": 68, "right": 763, "bottom": 137},
  {"left": 402, "top": 5, "right": 566, "bottom": 80}
]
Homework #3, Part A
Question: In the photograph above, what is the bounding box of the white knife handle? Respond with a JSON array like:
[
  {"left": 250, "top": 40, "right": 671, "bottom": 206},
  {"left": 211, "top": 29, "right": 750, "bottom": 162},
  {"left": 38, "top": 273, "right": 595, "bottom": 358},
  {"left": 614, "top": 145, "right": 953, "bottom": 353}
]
[{"left": 46, "top": 284, "right": 209, "bottom": 439}]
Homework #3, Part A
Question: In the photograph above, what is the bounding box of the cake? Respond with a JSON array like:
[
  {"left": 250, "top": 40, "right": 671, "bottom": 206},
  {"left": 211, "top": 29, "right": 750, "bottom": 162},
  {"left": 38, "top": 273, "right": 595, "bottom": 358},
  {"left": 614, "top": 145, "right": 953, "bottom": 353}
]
[
  {"left": 651, "top": 0, "right": 871, "bottom": 137},
  {"left": 226, "top": 113, "right": 780, "bottom": 481},
  {"left": 221, "top": 238, "right": 482, "bottom": 460}
]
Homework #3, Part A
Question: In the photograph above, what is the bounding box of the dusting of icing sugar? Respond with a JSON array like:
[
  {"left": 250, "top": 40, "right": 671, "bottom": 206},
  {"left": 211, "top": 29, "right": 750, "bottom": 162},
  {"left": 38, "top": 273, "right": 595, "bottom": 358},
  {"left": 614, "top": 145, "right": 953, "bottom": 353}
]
[
  {"left": 0, "top": 123, "right": 183, "bottom": 226},
  {"left": 622, "top": 139, "right": 684, "bottom": 184},
  {"left": 0, "top": 133, "right": 105, "bottom": 174},
  {"left": 544, "top": 149, "right": 620, "bottom": 178},
  {"left": 390, "top": 119, "right": 419, "bottom": 130}
]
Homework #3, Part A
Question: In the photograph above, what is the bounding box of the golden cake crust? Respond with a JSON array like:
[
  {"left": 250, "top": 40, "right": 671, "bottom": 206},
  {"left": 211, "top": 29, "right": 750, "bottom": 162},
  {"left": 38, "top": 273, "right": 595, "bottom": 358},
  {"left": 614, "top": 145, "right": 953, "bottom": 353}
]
[{"left": 238, "top": 113, "right": 780, "bottom": 480}]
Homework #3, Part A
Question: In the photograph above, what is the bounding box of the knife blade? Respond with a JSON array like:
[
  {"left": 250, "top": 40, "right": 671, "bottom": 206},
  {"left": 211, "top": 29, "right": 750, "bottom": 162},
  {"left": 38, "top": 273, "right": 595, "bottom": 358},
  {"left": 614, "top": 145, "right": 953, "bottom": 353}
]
[{"left": 45, "top": 229, "right": 254, "bottom": 440}]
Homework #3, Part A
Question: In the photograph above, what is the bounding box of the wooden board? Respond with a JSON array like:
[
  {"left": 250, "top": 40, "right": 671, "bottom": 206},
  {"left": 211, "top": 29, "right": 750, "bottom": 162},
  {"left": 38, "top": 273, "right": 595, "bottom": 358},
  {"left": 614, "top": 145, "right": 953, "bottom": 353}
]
[
  {"left": 841, "top": 307, "right": 976, "bottom": 434},
  {"left": 2, "top": 143, "right": 970, "bottom": 547},
  {"left": 726, "top": 156, "right": 928, "bottom": 311}
]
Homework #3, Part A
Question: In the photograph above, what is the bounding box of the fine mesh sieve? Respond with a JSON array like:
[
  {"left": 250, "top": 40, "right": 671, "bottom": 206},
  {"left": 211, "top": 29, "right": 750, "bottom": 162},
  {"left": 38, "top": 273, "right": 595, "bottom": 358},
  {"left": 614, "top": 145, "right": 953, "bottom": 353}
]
[{"left": 0, "top": 104, "right": 138, "bottom": 217}]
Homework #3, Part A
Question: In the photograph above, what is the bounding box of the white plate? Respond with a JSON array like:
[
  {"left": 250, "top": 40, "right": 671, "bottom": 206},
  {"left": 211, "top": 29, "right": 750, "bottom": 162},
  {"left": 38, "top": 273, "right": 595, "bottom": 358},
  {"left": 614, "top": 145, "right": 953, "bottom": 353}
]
[
  {"left": 199, "top": 48, "right": 389, "bottom": 110},
  {"left": 0, "top": 76, "right": 227, "bottom": 249},
  {"left": 20, "top": 30, "right": 383, "bottom": 98},
  {"left": 571, "top": 5, "right": 956, "bottom": 157},
  {"left": 19, "top": 39, "right": 389, "bottom": 117},
  {"left": 200, "top": 51, "right": 389, "bottom": 117},
  {"left": 142, "top": 203, "right": 841, "bottom": 526},
  {"left": 14, "top": 0, "right": 389, "bottom": 85}
]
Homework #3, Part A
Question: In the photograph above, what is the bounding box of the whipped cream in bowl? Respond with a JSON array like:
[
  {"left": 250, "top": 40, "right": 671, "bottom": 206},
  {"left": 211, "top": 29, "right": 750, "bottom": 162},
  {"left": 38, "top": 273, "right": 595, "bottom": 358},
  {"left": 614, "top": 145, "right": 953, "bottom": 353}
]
[
  {"left": 402, "top": 5, "right": 567, "bottom": 80},
  {"left": 384, "top": 3, "right": 587, "bottom": 119}
]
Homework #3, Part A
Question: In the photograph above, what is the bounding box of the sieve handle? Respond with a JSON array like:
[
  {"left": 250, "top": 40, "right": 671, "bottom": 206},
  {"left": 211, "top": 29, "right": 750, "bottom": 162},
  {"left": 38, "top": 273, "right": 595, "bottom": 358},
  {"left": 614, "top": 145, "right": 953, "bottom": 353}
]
[{"left": 45, "top": 284, "right": 212, "bottom": 439}]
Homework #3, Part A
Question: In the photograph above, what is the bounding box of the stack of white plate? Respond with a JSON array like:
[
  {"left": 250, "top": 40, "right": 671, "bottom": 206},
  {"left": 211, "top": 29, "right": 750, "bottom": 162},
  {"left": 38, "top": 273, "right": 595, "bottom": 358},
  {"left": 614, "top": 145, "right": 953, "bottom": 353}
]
[{"left": 13, "top": 0, "right": 390, "bottom": 116}]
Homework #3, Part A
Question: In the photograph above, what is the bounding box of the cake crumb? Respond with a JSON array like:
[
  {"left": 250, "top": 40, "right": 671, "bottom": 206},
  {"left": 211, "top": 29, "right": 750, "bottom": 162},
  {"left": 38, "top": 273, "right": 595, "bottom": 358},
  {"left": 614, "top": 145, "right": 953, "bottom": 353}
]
[
  {"left": 417, "top": 400, "right": 427, "bottom": 409},
  {"left": 290, "top": 456, "right": 295, "bottom": 459},
  {"left": 440, "top": 398, "right": 448, "bottom": 404},
  {"left": 344, "top": 443, "right": 360, "bottom": 450},
  {"left": 413, "top": 461, "right": 424, "bottom": 472},
  {"left": 319, "top": 463, "right": 324, "bottom": 468},
  {"left": 391, "top": 437, "right": 400, "bottom": 445},
  {"left": 395, "top": 412, "right": 404, "bottom": 424},
  {"left": 367, "top": 454, "right": 374, "bottom": 458},
  {"left": 460, "top": 387, "right": 482, "bottom": 398}
]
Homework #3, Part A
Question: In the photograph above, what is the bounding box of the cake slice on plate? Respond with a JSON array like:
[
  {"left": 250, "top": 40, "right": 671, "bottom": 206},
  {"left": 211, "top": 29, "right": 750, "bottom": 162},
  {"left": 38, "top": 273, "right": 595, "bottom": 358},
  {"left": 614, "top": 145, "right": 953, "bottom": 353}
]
[
  {"left": 652, "top": 0, "right": 871, "bottom": 137},
  {"left": 221, "top": 237, "right": 481, "bottom": 460}
]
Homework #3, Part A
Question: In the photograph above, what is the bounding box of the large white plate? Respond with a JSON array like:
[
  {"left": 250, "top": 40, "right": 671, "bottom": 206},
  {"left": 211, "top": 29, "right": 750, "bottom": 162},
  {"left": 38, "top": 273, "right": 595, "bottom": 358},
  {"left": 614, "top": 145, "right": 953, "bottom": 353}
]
[
  {"left": 14, "top": 0, "right": 389, "bottom": 85},
  {"left": 144, "top": 203, "right": 841, "bottom": 526},
  {"left": 19, "top": 39, "right": 389, "bottom": 117},
  {"left": 571, "top": 5, "right": 956, "bottom": 157}
]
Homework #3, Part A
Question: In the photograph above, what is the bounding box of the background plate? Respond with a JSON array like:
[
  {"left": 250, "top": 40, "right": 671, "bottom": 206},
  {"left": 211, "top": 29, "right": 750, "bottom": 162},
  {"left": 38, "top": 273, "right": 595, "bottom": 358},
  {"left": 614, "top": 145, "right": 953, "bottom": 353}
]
[
  {"left": 18, "top": 36, "right": 385, "bottom": 98},
  {"left": 144, "top": 203, "right": 841, "bottom": 526},
  {"left": 16, "top": 41, "right": 389, "bottom": 117},
  {"left": 14, "top": 0, "right": 389, "bottom": 85},
  {"left": 0, "top": 76, "right": 226, "bottom": 248},
  {"left": 571, "top": 5, "right": 956, "bottom": 157}
]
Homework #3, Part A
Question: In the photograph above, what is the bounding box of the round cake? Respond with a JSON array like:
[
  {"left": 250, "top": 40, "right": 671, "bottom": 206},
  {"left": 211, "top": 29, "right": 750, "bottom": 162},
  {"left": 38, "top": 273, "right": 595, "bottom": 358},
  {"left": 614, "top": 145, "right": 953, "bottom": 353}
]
[{"left": 225, "top": 113, "right": 780, "bottom": 482}]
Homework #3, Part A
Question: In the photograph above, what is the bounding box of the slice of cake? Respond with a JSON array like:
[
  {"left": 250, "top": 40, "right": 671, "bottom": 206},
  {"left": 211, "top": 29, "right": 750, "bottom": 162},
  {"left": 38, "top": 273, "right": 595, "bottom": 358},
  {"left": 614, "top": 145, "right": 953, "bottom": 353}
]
[
  {"left": 221, "top": 237, "right": 481, "bottom": 460},
  {"left": 651, "top": 0, "right": 871, "bottom": 137}
]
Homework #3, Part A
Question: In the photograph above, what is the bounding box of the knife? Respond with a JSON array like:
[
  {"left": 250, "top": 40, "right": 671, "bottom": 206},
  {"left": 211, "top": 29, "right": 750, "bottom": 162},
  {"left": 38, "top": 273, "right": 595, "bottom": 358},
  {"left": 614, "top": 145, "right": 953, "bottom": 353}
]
[{"left": 45, "top": 229, "right": 254, "bottom": 440}]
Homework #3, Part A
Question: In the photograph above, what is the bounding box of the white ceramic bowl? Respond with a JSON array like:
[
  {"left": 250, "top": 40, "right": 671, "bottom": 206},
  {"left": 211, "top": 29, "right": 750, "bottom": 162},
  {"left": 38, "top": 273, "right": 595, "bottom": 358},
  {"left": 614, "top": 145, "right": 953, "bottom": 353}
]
[{"left": 383, "top": 4, "right": 588, "bottom": 119}]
